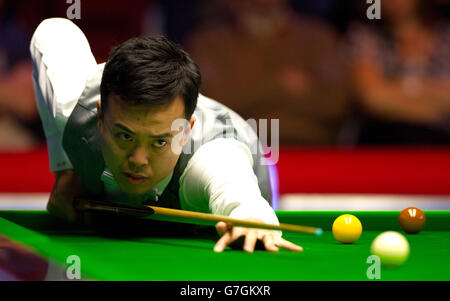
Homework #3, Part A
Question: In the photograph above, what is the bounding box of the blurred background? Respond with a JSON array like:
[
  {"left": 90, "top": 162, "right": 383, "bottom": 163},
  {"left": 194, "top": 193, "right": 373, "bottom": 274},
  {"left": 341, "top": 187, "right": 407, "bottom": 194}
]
[
  {"left": 0, "top": 0, "right": 449, "bottom": 210},
  {"left": 1, "top": 0, "right": 449, "bottom": 149}
]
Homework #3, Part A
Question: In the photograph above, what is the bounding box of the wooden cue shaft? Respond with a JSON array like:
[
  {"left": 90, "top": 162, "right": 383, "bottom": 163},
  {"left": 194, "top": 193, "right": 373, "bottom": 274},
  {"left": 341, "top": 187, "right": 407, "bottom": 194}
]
[{"left": 146, "top": 206, "right": 321, "bottom": 235}]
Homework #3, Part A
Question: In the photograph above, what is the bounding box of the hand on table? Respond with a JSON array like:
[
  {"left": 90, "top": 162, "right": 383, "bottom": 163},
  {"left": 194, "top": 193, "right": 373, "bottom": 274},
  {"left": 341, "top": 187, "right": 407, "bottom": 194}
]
[
  {"left": 47, "top": 169, "right": 87, "bottom": 223},
  {"left": 213, "top": 220, "right": 303, "bottom": 253},
  {"left": 47, "top": 193, "right": 79, "bottom": 223}
]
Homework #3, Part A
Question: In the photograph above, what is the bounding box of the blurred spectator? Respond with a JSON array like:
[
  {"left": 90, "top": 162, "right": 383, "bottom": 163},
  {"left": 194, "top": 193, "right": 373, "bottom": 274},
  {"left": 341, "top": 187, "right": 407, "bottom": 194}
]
[
  {"left": 0, "top": 0, "right": 44, "bottom": 149},
  {"left": 186, "top": 0, "right": 350, "bottom": 146},
  {"left": 0, "top": 0, "right": 155, "bottom": 150},
  {"left": 290, "top": 0, "right": 352, "bottom": 33},
  {"left": 47, "top": 0, "right": 150, "bottom": 62},
  {"left": 347, "top": 0, "right": 450, "bottom": 145}
]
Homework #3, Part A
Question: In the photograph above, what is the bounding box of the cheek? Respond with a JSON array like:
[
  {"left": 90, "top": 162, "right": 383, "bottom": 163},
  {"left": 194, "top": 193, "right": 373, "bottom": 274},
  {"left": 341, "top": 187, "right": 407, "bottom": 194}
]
[
  {"left": 101, "top": 135, "right": 126, "bottom": 168},
  {"left": 152, "top": 149, "right": 179, "bottom": 174}
]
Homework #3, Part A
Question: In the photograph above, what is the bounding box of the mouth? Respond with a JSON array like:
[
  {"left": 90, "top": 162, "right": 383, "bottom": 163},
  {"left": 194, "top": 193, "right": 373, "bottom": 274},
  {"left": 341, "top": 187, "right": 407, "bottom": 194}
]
[{"left": 123, "top": 172, "right": 148, "bottom": 185}]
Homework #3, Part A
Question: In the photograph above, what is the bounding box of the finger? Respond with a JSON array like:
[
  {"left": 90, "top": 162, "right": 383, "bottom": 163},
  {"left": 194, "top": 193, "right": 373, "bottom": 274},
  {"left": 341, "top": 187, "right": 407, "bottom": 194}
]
[
  {"left": 214, "top": 231, "right": 232, "bottom": 253},
  {"left": 47, "top": 201, "right": 77, "bottom": 223},
  {"left": 49, "top": 196, "right": 77, "bottom": 220},
  {"left": 276, "top": 238, "right": 303, "bottom": 252},
  {"left": 262, "top": 234, "right": 279, "bottom": 253},
  {"left": 243, "top": 230, "right": 258, "bottom": 253},
  {"left": 65, "top": 207, "right": 78, "bottom": 223},
  {"left": 215, "top": 221, "right": 229, "bottom": 236}
]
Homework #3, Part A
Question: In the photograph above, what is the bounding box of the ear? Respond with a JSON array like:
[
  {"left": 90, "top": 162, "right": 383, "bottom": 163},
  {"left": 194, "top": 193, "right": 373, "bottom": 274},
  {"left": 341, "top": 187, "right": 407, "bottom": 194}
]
[
  {"left": 189, "top": 115, "right": 196, "bottom": 130},
  {"left": 180, "top": 116, "right": 195, "bottom": 147},
  {"left": 97, "top": 99, "right": 103, "bottom": 130}
]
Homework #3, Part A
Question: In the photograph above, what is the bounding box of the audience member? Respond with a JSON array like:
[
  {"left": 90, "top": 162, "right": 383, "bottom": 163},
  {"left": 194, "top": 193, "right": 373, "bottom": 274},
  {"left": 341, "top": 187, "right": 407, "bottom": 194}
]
[
  {"left": 186, "top": 0, "right": 350, "bottom": 146},
  {"left": 347, "top": 0, "right": 450, "bottom": 145},
  {"left": 0, "top": 0, "right": 44, "bottom": 149}
]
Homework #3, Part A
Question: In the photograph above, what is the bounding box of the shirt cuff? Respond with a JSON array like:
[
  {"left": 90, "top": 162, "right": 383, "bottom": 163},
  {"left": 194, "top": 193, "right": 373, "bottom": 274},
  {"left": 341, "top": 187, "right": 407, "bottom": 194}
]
[{"left": 46, "top": 133, "right": 73, "bottom": 172}]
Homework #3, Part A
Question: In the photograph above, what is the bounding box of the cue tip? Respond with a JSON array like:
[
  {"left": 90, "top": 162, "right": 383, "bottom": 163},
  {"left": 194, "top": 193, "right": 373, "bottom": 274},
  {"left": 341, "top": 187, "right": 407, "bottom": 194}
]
[{"left": 315, "top": 228, "right": 323, "bottom": 236}]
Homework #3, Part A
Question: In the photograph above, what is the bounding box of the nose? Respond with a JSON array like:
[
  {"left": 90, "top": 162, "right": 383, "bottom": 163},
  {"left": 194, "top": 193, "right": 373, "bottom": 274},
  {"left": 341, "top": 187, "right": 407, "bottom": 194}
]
[{"left": 128, "top": 146, "right": 149, "bottom": 170}]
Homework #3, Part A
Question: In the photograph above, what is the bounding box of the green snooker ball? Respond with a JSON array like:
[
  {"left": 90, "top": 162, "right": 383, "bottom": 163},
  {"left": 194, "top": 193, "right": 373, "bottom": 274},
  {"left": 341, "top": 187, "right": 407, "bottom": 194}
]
[{"left": 370, "top": 231, "right": 410, "bottom": 268}]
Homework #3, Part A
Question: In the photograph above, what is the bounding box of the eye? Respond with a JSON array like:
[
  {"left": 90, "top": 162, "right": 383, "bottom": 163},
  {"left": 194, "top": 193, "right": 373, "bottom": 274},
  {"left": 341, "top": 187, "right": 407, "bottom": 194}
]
[
  {"left": 117, "top": 132, "right": 133, "bottom": 142},
  {"left": 153, "top": 139, "right": 167, "bottom": 148}
]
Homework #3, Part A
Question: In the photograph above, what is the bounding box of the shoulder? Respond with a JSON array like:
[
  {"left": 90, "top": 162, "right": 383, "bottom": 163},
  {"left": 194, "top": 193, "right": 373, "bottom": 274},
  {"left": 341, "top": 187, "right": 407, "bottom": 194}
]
[
  {"left": 78, "top": 63, "right": 105, "bottom": 109},
  {"left": 179, "top": 138, "right": 255, "bottom": 189},
  {"left": 193, "top": 93, "right": 259, "bottom": 143},
  {"left": 188, "top": 138, "right": 253, "bottom": 166}
]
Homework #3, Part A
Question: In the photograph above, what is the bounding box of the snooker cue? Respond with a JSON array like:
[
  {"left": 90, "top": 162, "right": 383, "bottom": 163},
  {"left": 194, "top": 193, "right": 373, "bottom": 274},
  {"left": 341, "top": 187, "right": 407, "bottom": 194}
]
[
  {"left": 147, "top": 206, "right": 322, "bottom": 235},
  {"left": 75, "top": 198, "right": 323, "bottom": 235}
]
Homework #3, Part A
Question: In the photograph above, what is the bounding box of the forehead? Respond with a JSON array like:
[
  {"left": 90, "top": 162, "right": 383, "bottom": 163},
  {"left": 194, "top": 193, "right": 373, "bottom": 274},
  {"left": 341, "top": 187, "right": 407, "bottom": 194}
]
[{"left": 104, "top": 94, "right": 186, "bottom": 133}]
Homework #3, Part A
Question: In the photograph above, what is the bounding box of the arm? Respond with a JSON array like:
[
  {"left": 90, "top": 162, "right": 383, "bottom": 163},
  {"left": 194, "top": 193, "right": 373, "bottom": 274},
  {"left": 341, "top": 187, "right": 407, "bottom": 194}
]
[
  {"left": 348, "top": 23, "right": 450, "bottom": 124},
  {"left": 30, "top": 18, "right": 98, "bottom": 172},
  {"left": 352, "top": 58, "right": 449, "bottom": 124},
  {"left": 47, "top": 169, "right": 88, "bottom": 223},
  {"left": 28, "top": 19, "right": 100, "bottom": 221},
  {"left": 179, "top": 138, "right": 302, "bottom": 253}
]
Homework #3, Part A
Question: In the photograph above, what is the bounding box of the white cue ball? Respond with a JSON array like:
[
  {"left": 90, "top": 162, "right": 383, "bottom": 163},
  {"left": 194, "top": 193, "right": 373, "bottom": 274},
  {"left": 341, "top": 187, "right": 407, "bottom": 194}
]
[{"left": 370, "top": 231, "right": 410, "bottom": 268}]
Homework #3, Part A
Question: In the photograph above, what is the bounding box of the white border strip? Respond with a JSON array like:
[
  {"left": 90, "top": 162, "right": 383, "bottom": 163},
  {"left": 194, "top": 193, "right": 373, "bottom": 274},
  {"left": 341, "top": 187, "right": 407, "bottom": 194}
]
[
  {"left": 0, "top": 193, "right": 49, "bottom": 210},
  {"left": 1, "top": 193, "right": 450, "bottom": 211}
]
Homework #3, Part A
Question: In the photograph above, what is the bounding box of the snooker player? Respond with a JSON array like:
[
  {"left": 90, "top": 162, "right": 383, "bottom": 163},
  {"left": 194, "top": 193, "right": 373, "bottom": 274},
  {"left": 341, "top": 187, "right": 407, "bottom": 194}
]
[{"left": 30, "top": 18, "right": 302, "bottom": 253}]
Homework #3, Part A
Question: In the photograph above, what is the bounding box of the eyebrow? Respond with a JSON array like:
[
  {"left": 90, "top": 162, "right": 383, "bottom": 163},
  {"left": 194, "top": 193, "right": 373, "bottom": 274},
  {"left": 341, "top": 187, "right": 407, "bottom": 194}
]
[{"left": 113, "top": 123, "right": 173, "bottom": 138}]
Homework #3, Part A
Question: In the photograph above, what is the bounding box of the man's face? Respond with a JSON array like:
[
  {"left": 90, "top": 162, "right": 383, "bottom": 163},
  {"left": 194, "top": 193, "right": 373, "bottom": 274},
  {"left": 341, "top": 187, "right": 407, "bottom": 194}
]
[{"left": 97, "top": 94, "right": 194, "bottom": 195}]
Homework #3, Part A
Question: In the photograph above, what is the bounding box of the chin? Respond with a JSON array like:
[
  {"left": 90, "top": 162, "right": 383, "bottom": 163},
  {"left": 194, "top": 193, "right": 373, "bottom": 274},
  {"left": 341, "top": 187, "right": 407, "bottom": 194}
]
[{"left": 116, "top": 181, "right": 149, "bottom": 195}]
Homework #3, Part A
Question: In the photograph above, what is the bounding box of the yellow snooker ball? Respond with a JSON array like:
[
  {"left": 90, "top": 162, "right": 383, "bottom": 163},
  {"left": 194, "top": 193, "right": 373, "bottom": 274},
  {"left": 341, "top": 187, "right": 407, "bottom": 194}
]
[{"left": 332, "top": 214, "right": 363, "bottom": 244}]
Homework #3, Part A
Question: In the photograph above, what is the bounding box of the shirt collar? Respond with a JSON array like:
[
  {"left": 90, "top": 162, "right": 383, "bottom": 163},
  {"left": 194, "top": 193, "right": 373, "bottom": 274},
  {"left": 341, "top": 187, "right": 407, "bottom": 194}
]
[{"left": 152, "top": 171, "right": 173, "bottom": 196}]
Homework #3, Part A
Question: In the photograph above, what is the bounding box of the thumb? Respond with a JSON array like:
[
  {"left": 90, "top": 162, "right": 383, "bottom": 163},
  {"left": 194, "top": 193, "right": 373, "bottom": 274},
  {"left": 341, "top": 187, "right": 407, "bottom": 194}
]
[{"left": 215, "top": 221, "right": 229, "bottom": 236}]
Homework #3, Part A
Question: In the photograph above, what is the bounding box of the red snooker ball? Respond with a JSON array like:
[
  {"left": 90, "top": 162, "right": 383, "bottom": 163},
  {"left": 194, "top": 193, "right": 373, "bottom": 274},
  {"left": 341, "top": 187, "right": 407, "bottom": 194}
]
[{"left": 398, "top": 207, "right": 426, "bottom": 234}]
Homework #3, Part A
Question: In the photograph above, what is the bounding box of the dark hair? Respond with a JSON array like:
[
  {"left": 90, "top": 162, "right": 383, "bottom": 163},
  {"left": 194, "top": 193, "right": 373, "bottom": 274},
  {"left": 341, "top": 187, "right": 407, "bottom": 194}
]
[{"left": 100, "top": 36, "right": 201, "bottom": 118}]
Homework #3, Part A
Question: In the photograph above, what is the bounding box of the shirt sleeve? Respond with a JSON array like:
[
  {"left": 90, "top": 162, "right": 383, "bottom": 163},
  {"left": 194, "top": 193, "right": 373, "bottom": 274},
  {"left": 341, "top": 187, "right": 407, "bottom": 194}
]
[
  {"left": 30, "top": 18, "right": 98, "bottom": 172},
  {"left": 179, "top": 138, "right": 281, "bottom": 236}
]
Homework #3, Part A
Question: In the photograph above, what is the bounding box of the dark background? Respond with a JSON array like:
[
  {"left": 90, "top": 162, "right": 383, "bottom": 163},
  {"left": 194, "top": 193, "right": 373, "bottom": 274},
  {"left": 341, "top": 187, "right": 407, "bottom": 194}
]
[{"left": 0, "top": 0, "right": 449, "bottom": 150}]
